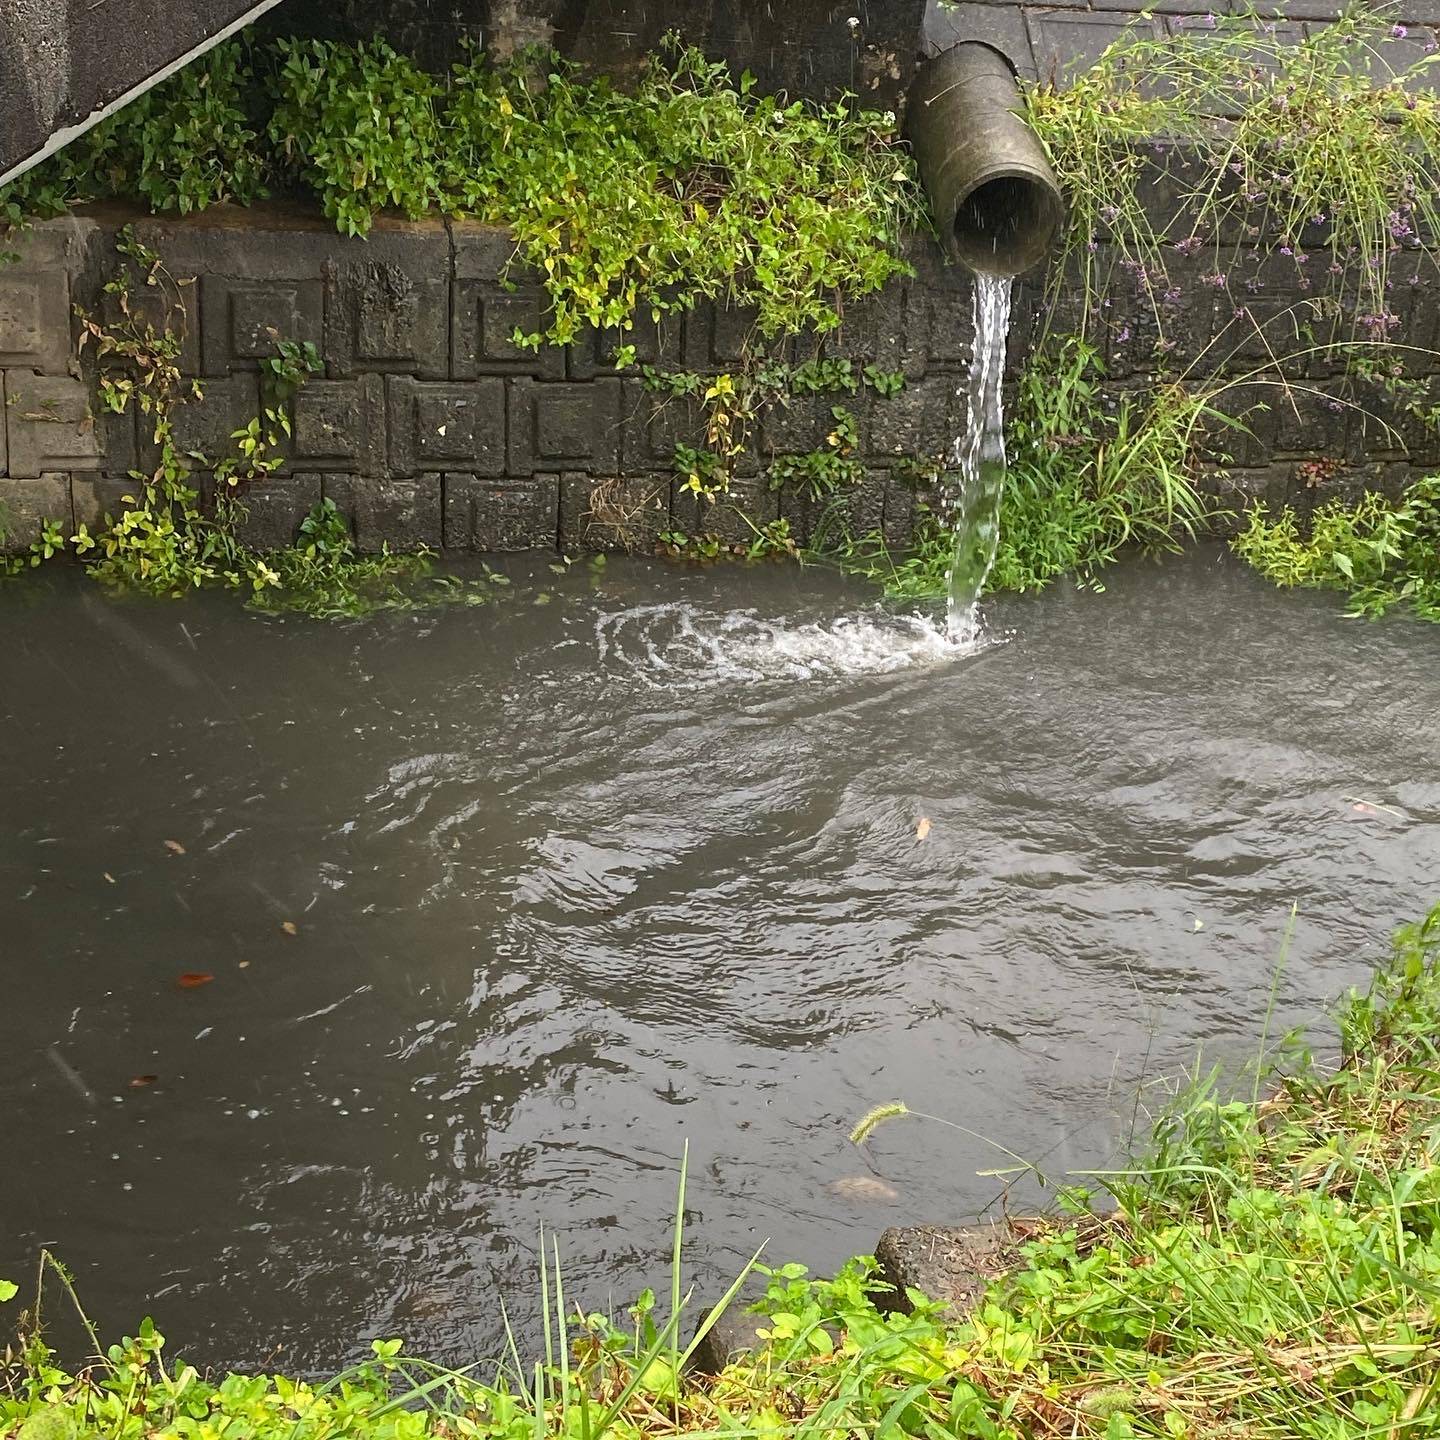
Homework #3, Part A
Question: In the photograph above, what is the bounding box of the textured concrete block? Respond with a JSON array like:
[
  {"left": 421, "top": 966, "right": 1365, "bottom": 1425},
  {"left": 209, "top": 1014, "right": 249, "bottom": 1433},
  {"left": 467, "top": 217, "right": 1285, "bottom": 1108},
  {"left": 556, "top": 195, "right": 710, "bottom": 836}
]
[
  {"left": 881, "top": 475, "right": 939, "bottom": 549},
  {"left": 569, "top": 311, "right": 681, "bottom": 380},
  {"left": 619, "top": 381, "right": 764, "bottom": 477},
  {"left": 387, "top": 377, "right": 506, "bottom": 478},
  {"left": 232, "top": 474, "right": 323, "bottom": 550},
  {"left": 0, "top": 265, "right": 71, "bottom": 374},
  {"left": 452, "top": 228, "right": 563, "bottom": 378},
  {"left": 911, "top": 262, "right": 973, "bottom": 374},
  {"left": 1027, "top": 9, "right": 1162, "bottom": 87},
  {"left": 325, "top": 228, "right": 449, "bottom": 379},
  {"left": 776, "top": 472, "right": 884, "bottom": 548},
  {"left": 865, "top": 376, "right": 960, "bottom": 462},
  {"left": 669, "top": 478, "right": 778, "bottom": 544},
  {"left": 923, "top": 0, "right": 1035, "bottom": 77},
  {"left": 0, "top": 474, "right": 71, "bottom": 552},
  {"left": 1273, "top": 384, "right": 1350, "bottom": 457},
  {"left": 167, "top": 375, "right": 263, "bottom": 470},
  {"left": 327, "top": 473, "right": 442, "bottom": 552},
  {"left": 200, "top": 276, "right": 324, "bottom": 375},
  {"left": 1199, "top": 463, "right": 1298, "bottom": 530},
  {"left": 509, "top": 378, "right": 621, "bottom": 475},
  {"left": 1101, "top": 253, "right": 1220, "bottom": 380},
  {"left": 559, "top": 472, "right": 670, "bottom": 553},
  {"left": 451, "top": 282, "right": 565, "bottom": 379},
  {"left": 72, "top": 474, "right": 149, "bottom": 531},
  {"left": 4, "top": 373, "right": 102, "bottom": 474},
  {"left": 1349, "top": 373, "right": 1440, "bottom": 467},
  {"left": 621, "top": 382, "right": 702, "bottom": 473},
  {"left": 444, "top": 474, "right": 560, "bottom": 551},
  {"left": 683, "top": 303, "right": 774, "bottom": 373},
  {"left": 761, "top": 393, "right": 867, "bottom": 461},
  {"left": 292, "top": 376, "right": 385, "bottom": 473},
  {"left": 1199, "top": 382, "right": 1273, "bottom": 468},
  {"left": 825, "top": 282, "right": 926, "bottom": 378}
]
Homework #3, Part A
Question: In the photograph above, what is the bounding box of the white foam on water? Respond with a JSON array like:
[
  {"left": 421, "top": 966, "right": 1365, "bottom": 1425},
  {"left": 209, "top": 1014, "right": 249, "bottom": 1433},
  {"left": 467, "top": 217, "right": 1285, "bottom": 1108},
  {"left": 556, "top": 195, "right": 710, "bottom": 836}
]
[{"left": 594, "top": 603, "right": 998, "bottom": 687}]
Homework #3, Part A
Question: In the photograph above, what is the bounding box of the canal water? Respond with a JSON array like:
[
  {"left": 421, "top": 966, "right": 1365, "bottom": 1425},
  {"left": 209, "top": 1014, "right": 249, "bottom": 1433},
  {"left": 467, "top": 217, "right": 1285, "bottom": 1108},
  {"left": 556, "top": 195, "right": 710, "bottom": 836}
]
[{"left": 3, "top": 548, "right": 1438, "bottom": 1372}]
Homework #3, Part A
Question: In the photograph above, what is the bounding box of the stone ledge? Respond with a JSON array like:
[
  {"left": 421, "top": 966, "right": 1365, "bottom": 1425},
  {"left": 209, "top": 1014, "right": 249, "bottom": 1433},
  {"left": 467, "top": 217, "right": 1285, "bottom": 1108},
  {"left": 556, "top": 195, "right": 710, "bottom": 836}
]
[{"left": 874, "top": 1222, "right": 1029, "bottom": 1319}]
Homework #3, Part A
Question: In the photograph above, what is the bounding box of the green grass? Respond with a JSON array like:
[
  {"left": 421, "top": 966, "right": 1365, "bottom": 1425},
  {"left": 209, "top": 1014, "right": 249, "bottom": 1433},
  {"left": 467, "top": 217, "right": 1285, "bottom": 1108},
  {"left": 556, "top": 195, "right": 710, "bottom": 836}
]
[
  {"left": 6, "top": 904, "right": 1440, "bottom": 1438},
  {"left": 820, "top": 337, "right": 1228, "bottom": 602}
]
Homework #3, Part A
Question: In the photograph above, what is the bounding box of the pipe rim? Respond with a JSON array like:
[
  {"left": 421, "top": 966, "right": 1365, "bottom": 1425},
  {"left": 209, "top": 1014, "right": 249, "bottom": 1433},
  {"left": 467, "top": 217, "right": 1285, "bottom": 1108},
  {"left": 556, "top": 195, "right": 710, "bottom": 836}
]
[{"left": 947, "top": 162, "right": 1065, "bottom": 276}]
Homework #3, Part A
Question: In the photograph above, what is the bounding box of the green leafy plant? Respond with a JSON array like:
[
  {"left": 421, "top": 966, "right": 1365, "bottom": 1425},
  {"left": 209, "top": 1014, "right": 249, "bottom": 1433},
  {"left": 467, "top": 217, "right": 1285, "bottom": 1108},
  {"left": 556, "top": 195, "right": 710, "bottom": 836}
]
[
  {"left": 1232, "top": 474, "right": 1440, "bottom": 620},
  {"left": 439, "top": 41, "right": 918, "bottom": 344},
  {"left": 267, "top": 38, "right": 450, "bottom": 236},
  {"left": 768, "top": 405, "right": 863, "bottom": 500}
]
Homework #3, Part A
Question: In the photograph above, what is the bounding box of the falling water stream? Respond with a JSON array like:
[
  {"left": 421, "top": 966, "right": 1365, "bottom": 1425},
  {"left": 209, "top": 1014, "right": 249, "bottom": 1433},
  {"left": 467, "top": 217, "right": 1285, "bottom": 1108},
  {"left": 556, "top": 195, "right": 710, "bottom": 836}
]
[{"left": 944, "top": 272, "right": 1014, "bottom": 642}]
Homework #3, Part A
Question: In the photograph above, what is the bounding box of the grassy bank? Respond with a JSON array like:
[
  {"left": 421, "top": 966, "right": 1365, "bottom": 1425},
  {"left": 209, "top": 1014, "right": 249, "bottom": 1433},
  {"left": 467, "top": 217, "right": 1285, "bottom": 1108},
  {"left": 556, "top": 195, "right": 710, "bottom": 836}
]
[{"left": 5, "top": 904, "right": 1440, "bottom": 1438}]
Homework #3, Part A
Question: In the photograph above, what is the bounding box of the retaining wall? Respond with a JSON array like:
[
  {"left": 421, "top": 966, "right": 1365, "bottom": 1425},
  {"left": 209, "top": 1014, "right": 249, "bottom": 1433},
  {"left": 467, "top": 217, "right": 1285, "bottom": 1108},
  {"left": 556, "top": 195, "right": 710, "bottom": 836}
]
[{"left": 2, "top": 202, "right": 1438, "bottom": 557}]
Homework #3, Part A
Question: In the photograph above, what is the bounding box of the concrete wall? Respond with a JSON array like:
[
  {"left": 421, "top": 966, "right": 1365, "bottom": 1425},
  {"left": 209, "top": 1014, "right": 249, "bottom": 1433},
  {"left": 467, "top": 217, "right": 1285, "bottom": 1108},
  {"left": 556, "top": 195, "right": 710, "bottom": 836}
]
[
  {"left": 258, "top": 0, "right": 929, "bottom": 112},
  {"left": 1, "top": 203, "right": 1436, "bottom": 557}
]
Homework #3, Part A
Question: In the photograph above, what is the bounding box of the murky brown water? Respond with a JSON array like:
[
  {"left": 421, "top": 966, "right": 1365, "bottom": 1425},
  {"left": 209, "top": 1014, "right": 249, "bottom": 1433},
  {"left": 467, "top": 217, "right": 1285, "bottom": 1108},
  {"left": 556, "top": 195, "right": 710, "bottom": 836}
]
[{"left": 3, "top": 546, "right": 1437, "bottom": 1372}]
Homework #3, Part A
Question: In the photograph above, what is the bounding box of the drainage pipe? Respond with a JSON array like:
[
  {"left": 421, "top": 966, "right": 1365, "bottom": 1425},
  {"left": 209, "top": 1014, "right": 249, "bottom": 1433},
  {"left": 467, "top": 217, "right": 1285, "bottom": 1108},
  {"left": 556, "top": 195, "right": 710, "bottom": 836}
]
[{"left": 906, "top": 42, "right": 1064, "bottom": 276}]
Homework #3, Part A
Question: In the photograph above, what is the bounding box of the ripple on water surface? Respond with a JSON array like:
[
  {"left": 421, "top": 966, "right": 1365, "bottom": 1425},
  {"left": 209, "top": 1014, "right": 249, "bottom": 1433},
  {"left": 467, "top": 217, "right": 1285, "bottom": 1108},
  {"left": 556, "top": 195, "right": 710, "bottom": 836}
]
[{"left": 1, "top": 547, "right": 1437, "bottom": 1371}]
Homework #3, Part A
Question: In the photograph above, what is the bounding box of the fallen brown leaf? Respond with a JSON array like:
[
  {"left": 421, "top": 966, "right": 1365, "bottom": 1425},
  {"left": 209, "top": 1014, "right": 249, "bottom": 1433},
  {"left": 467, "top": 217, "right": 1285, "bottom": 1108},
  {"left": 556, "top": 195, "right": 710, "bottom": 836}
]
[
  {"left": 103, "top": 872, "right": 116, "bottom": 884},
  {"left": 280, "top": 921, "right": 298, "bottom": 936},
  {"left": 163, "top": 840, "right": 186, "bottom": 855},
  {"left": 915, "top": 817, "right": 932, "bottom": 842},
  {"left": 176, "top": 972, "right": 214, "bottom": 989},
  {"left": 129, "top": 1075, "right": 158, "bottom": 1088}
]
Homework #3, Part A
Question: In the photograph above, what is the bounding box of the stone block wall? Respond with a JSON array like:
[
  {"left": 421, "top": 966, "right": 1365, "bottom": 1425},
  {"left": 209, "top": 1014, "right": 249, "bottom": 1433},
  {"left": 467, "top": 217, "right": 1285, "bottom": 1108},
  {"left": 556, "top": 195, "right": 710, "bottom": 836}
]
[{"left": 2, "top": 202, "right": 1439, "bottom": 557}]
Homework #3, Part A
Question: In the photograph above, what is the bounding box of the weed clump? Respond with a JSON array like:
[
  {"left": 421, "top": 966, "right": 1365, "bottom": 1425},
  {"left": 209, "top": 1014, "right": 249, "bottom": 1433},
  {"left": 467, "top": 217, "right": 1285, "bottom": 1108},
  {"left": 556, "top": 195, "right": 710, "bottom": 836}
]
[{"left": 1233, "top": 475, "right": 1440, "bottom": 620}]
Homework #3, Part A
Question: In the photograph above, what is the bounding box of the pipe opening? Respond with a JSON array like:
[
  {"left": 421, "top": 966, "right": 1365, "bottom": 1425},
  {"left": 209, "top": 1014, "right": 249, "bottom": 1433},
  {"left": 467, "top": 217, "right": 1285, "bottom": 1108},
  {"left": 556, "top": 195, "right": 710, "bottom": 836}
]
[{"left": 953, "top": 173, "right": 1061, "bottom": 277}]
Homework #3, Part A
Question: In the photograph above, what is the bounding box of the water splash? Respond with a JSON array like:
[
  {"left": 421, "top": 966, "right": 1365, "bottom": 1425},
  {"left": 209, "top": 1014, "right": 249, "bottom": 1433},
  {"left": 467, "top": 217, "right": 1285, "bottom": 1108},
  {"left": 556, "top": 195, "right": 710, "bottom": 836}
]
[
  {"left": 594, "top": 604, "right": 992, "bottom": 687},
  {"left": 943, "top": 272, "right": 1013, "bottom": 643}
]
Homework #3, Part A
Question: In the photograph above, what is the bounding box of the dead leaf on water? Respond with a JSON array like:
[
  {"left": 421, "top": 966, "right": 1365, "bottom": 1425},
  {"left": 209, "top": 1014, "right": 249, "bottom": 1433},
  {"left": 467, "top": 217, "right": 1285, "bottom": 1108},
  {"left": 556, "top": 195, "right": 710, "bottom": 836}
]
[
  {"left": 176, "top": 972, "right": 214, "bottom": 989},
  {"left": 280, "top": 921, "right": 298, "bottom": 936},
  {"left": 103, "top": 872, "right": 116, "bottom": 884},
  {"left": 915, "top": 817, "right": 932, "bottom": 842},
  {"left": 163, "top": 840, "right": 186, "bottom": 855},
  {"left": 238, "top": 960, "right": 251, "bottom": 969},
  {"left": 129, "top": 1075, "right": 158, "bottom": 1089},
  {"left": 1343, "top": 795, "right": 1406, "bottom": 821}
]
